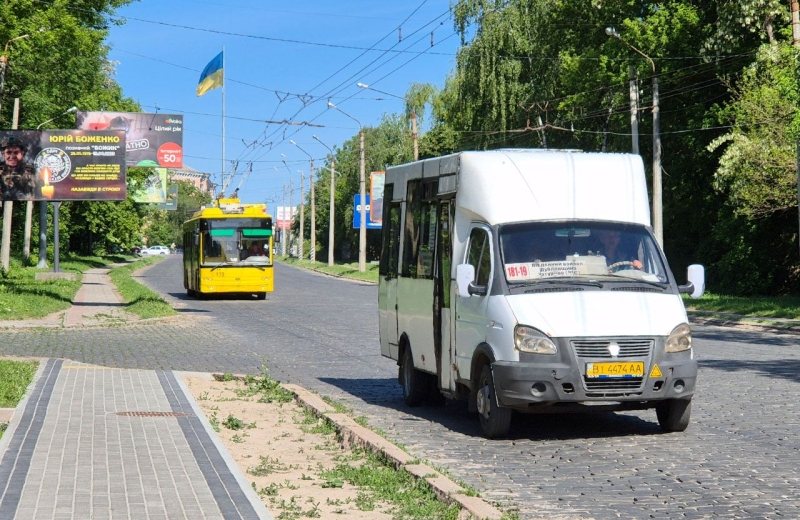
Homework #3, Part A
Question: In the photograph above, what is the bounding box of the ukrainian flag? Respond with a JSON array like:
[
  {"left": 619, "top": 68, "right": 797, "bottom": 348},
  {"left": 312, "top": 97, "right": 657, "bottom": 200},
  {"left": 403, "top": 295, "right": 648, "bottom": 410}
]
[{"left": 197, "top": 52, "right": 224, "bottom": 96}]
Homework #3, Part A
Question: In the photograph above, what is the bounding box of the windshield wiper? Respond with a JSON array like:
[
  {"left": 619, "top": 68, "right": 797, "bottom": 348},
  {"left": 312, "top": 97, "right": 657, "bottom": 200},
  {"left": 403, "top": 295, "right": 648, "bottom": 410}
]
[
  {"left": 210, "top": 260, "right": 236, "bottom": 271},
  {"left": 607, "top": 278, "right": 669, "bottom": 290}
]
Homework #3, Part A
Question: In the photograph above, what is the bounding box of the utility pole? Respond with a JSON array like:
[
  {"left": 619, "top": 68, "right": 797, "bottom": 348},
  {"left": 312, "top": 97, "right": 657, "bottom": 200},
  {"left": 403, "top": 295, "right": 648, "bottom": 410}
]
[
  {"left": 289, "top": 178, "right": 293, "bottom": 256},
  {"left": 282, "top": 183, "right": 287, "bottom": 256},
  {"left": 411, "top": 111, "right": 419, "bottom": 161},
  {"left": 0, "top": 99, "right": 20, "bottom": 271},
  {"left": 358, "top": 129, "right": 366, "bottom": 271},
  {"left": 629, "top": 65, "right": 639, "bottom": 155},
  {"left": 299, "top": 170, "right": 304, "bottom": 261},
  {"left": 327, "top": 101, "right": 366, "bottom": 271},
  {"left": 313, "top": 135, "right": 336, "bottom": 266},
  {"left": 310, "top": 158, "right": 316, "bottom": 262},
  {"left": 607, "top": 27, "right": 662, "bottom": 247},
  {"left": 792, "top": 0, "right": 800, "bottom": 47}
]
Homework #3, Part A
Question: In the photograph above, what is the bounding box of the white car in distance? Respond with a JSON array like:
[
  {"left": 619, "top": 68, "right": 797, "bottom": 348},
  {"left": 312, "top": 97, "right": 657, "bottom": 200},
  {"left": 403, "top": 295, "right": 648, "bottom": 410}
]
[{"left": 140, "top": 245, "right": 171, "bottom": 256}]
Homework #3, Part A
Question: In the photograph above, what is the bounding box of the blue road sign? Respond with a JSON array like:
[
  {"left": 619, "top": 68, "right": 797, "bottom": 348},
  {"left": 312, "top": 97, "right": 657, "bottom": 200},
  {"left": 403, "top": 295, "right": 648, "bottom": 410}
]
[{"left": 353, "top": 194, "right": 382, "bottom": 229}]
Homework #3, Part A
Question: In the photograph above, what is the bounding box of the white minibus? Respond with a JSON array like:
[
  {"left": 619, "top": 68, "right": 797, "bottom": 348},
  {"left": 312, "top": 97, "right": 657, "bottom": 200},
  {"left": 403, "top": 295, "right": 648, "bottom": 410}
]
[{"left": 378, "top": 149, "right": 704, "bottom": 438}]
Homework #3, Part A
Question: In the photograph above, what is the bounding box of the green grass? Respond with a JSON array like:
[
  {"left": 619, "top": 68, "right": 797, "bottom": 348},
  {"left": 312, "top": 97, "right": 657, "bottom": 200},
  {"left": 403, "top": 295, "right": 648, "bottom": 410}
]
[
  {"left": 320, "top": 449, "right": 461, "bottom": 519},
  {"left": 0, "top": 360, "right": 38, "bottom": 408},
  {"left": 683, "top": 292, "right": 800, "bottom": 321},
  {"left": 275, "top": 256, "right": 379, "bottom": 283},
  {"left": 0, "top": 255, "right": 111, "bottom": 320},
  {"left": 108, "top": 257, "right": 177, "bottom": 319}
]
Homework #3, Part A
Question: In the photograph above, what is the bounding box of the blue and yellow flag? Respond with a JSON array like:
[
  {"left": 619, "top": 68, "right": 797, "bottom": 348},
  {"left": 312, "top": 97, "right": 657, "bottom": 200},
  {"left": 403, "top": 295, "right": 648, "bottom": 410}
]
[{"left": 197, "top": 52, "right": 223, "bottom": 97}]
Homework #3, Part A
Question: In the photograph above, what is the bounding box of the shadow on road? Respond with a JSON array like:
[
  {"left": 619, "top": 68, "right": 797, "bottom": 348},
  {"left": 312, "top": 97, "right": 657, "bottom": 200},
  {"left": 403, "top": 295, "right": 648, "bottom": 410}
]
[
  {"left": 700, "top": 358, "right": 800, "bottom": 383},
  {"left": 319, "top": 376, "right": 664, "bottom": 441}
]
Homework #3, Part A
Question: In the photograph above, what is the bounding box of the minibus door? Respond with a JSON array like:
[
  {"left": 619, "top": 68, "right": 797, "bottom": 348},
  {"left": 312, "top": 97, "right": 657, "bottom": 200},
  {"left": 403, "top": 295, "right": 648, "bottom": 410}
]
[
  {"left": 434, "top": 200, "right": 456, "bottom": 392},
  {"left": 378, "top": 194, "right": 401, "bottom": 358}
]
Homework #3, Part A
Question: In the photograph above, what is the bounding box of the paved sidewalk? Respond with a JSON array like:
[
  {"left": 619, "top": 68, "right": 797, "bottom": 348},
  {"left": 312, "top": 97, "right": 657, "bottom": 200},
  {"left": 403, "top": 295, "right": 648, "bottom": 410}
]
[{"left": 0, "top": 265, "right": 272, "bottom": 519}]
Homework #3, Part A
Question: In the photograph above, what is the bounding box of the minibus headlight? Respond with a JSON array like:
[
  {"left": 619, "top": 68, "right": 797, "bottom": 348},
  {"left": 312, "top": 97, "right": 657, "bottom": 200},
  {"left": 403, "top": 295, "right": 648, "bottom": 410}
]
[
  {"left": 665, "top": 323, "right": 692, "bottom": 353},
  {"left": 514, "top": 326, "right": 557, "bottom": 355}
]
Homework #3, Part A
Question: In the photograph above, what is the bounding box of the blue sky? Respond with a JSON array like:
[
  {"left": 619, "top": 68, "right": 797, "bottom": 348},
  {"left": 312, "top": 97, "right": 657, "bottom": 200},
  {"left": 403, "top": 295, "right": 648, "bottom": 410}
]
[{"left": 106, "top": 0, "right": 460, "bottom": 206}]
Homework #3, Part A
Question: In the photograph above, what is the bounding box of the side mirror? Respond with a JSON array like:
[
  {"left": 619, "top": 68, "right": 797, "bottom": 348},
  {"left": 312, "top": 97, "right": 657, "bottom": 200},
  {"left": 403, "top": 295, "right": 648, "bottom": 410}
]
[
  {"left": 456, "top": 263, "right": 488, "bottom": 297},
  {"left": 194, "top": 232, "right": 199, "bottom": 246},
  {"left": 679, "top": 264, "right": 705, "bottom": 298},
  {"left": 456, "top": 264, "right": 475, "bottom": 298}
]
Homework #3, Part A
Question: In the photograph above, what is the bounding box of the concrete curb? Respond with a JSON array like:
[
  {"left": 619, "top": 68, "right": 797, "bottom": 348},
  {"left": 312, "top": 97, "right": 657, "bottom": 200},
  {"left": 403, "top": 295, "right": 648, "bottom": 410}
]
[{"left": 281, "top": 383, "right": 504, "bottom": 520}]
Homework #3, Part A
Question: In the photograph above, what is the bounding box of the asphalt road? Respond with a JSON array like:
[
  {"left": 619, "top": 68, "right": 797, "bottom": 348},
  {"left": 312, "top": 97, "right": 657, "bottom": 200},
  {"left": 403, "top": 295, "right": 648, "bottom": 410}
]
[{"left": 3, "top": 255, "right": 799, "bottom": 519}]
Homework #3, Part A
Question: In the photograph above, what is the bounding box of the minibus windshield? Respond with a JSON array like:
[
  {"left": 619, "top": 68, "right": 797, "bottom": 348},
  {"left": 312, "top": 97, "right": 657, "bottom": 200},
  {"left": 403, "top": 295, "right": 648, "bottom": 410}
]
[{"left": 499, "top": 222, "right": 668, "bottom": 284}]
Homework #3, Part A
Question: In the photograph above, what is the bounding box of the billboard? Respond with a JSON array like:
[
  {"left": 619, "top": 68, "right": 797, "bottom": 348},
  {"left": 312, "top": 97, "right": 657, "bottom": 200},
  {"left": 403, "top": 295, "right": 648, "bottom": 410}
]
[
  {"left": 276, "top": 206, "right": 297, "bottom": 230},
  {"left": 0, "top": 130, "right": 127, "bottom": 201},
  {"left": 130, "top": 168, "right": 168, "bottom": 203},
  {"left": 155, "top": 184, "right": 179, "bottom": 211},
  {"left": 370, "top": 171, "right": 385, "bottom": 223},
  {"left": 75, "top": 111, "right": 183, "bottom": 168}
]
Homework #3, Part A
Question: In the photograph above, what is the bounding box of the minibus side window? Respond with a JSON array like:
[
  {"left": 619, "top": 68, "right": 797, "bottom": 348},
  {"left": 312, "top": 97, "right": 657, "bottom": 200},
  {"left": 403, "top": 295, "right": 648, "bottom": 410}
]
[{"left": 467, "top": 228, "right": 491, "bottom": 287}]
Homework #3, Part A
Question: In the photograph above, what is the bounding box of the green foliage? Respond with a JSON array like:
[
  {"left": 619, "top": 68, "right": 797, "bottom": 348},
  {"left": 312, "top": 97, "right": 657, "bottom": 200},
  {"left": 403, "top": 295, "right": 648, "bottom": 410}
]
[{"left": 709, "top": 43, "right": 799, "bottom": 218}]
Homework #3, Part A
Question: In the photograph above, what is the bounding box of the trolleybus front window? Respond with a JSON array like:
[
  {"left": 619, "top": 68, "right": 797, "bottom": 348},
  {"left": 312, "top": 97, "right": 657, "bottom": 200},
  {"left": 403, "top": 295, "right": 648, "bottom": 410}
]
[{"left": 201, "top": 218, "right": 273, "bottom": 267}]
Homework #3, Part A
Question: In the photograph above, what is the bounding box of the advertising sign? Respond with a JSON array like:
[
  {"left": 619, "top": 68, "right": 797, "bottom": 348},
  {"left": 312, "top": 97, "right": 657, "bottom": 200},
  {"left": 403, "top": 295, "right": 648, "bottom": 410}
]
[
  {"left": 353, "top": 194, "right": 381, "bottom": 229},
  {"left": 0, "top": 130, "right": 126, "bottom": 201},
  {"left": 276, "top": 206, "right": 297, "bottom": 230},
  {"left": 369, "top": 171, "right": 385, "bottom": 223},
  {"left": 75, "top": 111, "right": 183, "bottom": 168},
  {"left": 130, "top": 168, "right": 168, "bottom": 203},
  {"left": 155, "top": 184, "right": 178, "bottom": 211}
]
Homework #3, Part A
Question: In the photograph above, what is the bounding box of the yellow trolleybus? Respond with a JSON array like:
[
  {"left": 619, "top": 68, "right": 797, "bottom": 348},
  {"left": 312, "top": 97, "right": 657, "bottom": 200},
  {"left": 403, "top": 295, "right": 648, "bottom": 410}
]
[{"left": 182, "top": 198, "right": 274, "bottom": 299}]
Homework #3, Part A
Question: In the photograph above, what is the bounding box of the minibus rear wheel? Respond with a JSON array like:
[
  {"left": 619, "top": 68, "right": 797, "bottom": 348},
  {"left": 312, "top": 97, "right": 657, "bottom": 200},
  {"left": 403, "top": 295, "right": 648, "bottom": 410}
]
[
  {"left": 656, "top": 398, "right": 692, "bottom": 432},
  {"left": 401, "top": 347, "right": 426, "bottom": 407},
  {"left": 477, "top": 365, "right": 512, "bottom": 438}
]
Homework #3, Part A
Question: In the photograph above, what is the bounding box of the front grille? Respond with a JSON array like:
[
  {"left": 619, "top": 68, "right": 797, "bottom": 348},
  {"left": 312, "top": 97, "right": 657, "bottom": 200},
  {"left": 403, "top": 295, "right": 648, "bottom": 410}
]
[
  {"left": 572, "top": 339, "right": 653, "bottom": 358},
  {"left": 571, "top": 338, "right": 654, "bottom": 394}
]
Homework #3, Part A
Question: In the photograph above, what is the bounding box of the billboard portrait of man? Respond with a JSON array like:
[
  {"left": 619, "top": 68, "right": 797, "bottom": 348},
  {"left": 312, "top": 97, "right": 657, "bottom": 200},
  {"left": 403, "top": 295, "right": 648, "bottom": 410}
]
[{"left": 1, "top": 135, "right": 38, "bottom": 201}]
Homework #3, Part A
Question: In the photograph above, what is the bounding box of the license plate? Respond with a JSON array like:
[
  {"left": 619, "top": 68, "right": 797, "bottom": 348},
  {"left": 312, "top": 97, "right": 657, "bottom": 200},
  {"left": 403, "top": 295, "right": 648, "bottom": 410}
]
[{"left": 586, "top": 361, "right": 644, "bottom": 379}]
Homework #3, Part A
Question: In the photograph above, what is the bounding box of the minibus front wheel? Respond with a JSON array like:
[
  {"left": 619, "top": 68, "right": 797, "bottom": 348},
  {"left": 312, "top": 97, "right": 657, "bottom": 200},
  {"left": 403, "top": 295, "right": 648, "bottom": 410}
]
[
  {"left": 401, "top": 347, "right": 426, "bottom": 407},
  {"left": 656, "top": 398, "right": 692, "bottom": 432},
  {"left": 477, "top": 365, "right": 512, "bottom": 439}
]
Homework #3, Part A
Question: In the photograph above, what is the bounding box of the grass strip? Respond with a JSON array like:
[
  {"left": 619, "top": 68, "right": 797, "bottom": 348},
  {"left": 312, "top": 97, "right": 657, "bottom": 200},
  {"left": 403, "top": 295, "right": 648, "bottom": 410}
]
[
  {"left": 0, "top": 254, "right": 126, "bottom": 320},
  {"left": 0, "top": 359, "right": 38, "bottom": 408},
  {"left": 275, "top": 255, "right": 379, "bottom": 283},
  {"left": 321, "top": 448, "right": 461, "bottom": 519},
  {"left": 683, "top": 292, "right": 800, "bottom": 321},
  {"left": 108, "top": 257, "right": 177, "bottom": 319}
]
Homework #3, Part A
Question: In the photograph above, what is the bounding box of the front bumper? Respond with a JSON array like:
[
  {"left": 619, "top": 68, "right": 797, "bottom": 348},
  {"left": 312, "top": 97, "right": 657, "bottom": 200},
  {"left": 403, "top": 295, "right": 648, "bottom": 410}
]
[{"left": 491, "top": 336, "right": 697, "bottom": 411}]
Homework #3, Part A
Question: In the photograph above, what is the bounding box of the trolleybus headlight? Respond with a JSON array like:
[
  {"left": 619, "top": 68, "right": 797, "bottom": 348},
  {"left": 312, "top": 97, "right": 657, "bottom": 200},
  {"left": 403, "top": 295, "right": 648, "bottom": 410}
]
[
  {"left": 665, "top": 323, "right": 692, "bottom": 353},
  {"left": 514, "top": 326, "right": 557, "bottom": 355}
]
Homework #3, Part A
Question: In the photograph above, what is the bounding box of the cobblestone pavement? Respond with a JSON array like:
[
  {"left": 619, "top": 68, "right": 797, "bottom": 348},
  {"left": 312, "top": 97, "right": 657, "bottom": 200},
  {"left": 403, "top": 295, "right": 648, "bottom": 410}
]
[{"left": 2, "top": 256, "right": 799, "bottom": 519}]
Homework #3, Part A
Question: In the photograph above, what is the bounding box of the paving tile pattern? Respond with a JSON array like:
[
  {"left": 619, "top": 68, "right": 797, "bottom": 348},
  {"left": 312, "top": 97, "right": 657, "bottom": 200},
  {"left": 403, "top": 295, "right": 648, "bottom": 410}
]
[{"left": 1, "top": 258, "right": 799, "bottom": 519}]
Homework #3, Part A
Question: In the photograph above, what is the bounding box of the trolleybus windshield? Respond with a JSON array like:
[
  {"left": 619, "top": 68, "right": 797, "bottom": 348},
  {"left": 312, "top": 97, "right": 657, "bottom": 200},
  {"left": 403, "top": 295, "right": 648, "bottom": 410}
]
[{"left": 201, "top": 217, "right": 273, "bottom": 266}]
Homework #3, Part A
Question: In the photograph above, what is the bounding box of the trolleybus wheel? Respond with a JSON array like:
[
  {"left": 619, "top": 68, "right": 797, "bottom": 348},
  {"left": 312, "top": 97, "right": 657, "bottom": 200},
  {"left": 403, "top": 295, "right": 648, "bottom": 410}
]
[
  {"left": 401, "top": 347, "right": 426, "bottom": 407},
  {"left": 477, "top": 365, "right": 512, "bottom": 439}
]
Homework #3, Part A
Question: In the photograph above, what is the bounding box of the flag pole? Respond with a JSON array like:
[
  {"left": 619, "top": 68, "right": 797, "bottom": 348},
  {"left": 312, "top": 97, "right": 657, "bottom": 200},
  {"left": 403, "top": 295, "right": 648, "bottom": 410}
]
[{"left": 222, "top": 46, "right": 226, "bottom": 196}]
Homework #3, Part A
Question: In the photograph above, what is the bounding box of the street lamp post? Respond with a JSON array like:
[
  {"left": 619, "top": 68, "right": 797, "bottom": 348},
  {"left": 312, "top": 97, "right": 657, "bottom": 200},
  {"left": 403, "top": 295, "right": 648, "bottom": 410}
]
[
  {"left": 281, "top": 153, "right": 300, "bottom": 257},
  {"left": 313, "top": 135, "right": 336, "bottom": 267},
  {"left": 357, "top": 82, "right": 417, "bottom": 160},
  {"left": 290, "top": 139, "right": 316, "bottom": 262},
  {"left": 327, "top": 101, "right": 366, "bottom": 272},
  {"left": 606, "top": 27, "right": 662, "bottom": 247}
]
